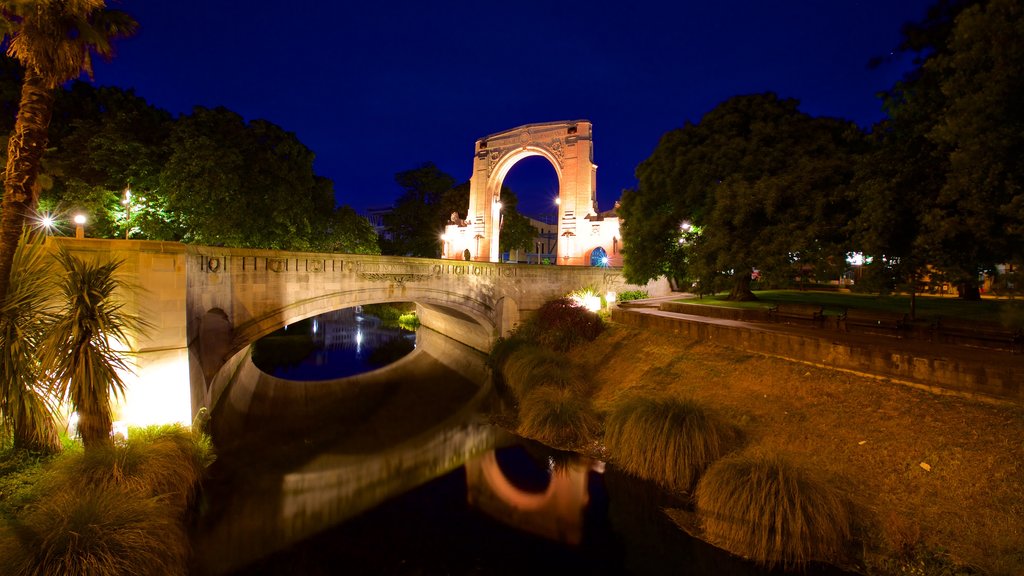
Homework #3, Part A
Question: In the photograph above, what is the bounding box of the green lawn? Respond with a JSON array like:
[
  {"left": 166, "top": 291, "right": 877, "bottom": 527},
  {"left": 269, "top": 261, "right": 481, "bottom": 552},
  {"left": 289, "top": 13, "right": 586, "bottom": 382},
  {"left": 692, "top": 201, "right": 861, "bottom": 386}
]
[{"left": 682, "top": 290, "right": 1023, "bottom": 325}]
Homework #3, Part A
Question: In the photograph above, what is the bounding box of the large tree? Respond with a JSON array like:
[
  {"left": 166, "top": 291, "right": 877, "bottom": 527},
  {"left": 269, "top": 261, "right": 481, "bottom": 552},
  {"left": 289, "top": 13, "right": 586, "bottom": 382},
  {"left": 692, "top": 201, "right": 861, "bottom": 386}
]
[
  {"left": 382, "top": 162, "right": 457, "bottom": 257},
  {"left": 620, "top": 93, "right": 861, "bottom": 300},
  {"left": 159, "top": 106, "right": 351, "bottom": 251},
  {"left": 924, "top": 0, "right": 1024, "bottom": 296},
  {"left": 43, "top": 83, "right": 175, "bottom": 239},
  {"left": 0, "top": 0, "right": 135, "bottom": 304}
]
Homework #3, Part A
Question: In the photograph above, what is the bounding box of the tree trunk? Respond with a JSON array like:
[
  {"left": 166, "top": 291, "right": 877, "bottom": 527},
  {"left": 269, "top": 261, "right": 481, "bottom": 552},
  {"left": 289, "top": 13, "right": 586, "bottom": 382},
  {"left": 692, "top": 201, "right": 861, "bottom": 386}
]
[
  {"left": 728, "top": 271, "right": 757, "bottom": 301},
  {"left": 957, "top": 280, "right": 981, "bottom": 301},
  {"left": 0, "top": 71, "right": 55, "bottom": 305},
  {"left": 77, "top": 404, "right": 115, "bottom": 449}
]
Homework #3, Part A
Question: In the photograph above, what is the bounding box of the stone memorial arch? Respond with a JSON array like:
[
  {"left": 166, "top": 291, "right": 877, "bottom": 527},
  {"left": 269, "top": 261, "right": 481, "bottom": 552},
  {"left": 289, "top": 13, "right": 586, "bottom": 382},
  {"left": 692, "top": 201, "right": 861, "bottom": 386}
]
[{"left": 464, "top": 120, "right": 598, "bottom": 265}]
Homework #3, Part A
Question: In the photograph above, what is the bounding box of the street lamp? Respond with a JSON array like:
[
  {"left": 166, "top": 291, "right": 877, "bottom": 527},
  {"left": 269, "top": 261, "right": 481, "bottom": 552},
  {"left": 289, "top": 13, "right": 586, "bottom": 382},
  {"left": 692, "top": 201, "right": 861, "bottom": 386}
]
[
  {"left": 73, "top": 214, "right": 86, "bottom": 239},
  {"left": 122, "top": 186, "right": 132, "bottom": 239}
]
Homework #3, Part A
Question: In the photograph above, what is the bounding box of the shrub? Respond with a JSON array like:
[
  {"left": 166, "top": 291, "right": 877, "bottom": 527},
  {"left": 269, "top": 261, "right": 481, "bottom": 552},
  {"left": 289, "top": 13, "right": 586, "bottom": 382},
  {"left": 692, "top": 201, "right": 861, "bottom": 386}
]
[
  {"left": 616, "top": 290, "right": 648, "bottom": 302},
  {"left": 604, "top": 396, "right": 739, "bottom": 492},
  {"left": 695, "top": 452, "right": 851, "bottom": 570},
  {"left": 533, "top": 297, "right": 603, "bottom": 351},
  {"left": 0, "top": 485, "right": 189, "bottom": 576},
  {"left": 501, "top": 346, "right": 584, "bottom": 400},
  {"left": 517, "top": 386, "right": 599, "bottom": 448}
]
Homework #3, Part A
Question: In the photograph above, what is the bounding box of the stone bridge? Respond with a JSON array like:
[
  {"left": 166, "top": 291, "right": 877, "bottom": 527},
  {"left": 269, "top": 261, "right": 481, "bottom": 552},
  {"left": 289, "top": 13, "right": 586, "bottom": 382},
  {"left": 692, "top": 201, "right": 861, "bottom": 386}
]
[{"left": 49, "top": 238, "right": 666, "bottom": 427}]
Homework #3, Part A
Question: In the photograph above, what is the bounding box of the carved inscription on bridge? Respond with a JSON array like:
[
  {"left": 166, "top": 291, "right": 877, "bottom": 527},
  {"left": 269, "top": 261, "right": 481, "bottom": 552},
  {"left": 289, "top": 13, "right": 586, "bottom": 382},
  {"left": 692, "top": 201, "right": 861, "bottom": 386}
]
[
  {"left": 355, "top": 262, "right": 434, "bottom": 284},
  {"left": 431, "top": 263, "right": 516, "bottom": 278}
]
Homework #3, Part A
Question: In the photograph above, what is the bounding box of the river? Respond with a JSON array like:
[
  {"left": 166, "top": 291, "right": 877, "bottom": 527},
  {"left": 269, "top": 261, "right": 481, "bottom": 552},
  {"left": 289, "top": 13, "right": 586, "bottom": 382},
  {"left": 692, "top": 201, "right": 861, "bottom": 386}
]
[{"left": 193, "top": 306, "right": 850, "bottom": 576}]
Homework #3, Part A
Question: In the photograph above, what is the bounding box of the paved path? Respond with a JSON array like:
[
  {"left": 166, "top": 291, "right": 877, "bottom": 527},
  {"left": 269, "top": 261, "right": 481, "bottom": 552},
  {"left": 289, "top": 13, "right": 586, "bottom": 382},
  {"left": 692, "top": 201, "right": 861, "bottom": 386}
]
[{"left": 616, "top": 293, "right": 1024, "bottom": 378}]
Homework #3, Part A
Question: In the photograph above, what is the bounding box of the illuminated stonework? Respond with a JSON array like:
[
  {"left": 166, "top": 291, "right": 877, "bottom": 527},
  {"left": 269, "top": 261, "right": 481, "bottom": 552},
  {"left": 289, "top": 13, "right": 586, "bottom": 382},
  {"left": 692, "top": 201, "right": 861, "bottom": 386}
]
[{"left": 442, "top": 120, "right": 623, "bottom": 267}]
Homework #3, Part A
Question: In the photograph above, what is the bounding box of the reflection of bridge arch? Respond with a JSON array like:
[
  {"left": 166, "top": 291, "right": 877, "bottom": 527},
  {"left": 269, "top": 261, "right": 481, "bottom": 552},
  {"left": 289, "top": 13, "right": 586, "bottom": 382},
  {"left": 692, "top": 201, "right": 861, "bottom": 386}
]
[{"left": 465, "top": 450, "right": 592, "bottom": 545}]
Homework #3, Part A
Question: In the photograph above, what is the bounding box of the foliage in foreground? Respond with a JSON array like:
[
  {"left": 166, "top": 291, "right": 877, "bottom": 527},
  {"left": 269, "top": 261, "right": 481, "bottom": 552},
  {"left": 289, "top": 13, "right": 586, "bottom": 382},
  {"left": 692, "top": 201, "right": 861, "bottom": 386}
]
[
  {"left": 695, "top": 452, "right": 851, "bottom": 570},
  {"left": 500, "top": 345, "right": 584, "bottom": 400},
  {"left": 604, "top": 396, "right": 740, "bottom": 492},
  {"left": 0, "top": 235, "right": 60, "bottom": 453},
  {"left": 517, "top": 386, "right": 599, "bottom": 448},
  {"left": 39, "top": 248, "right": 147, "bottom": 448},
  {"left": 0, "top": 424, "right": 212, "bottom": 576},
  {"left": 529, "top": 297, "right": 604, "bottom": 352}
]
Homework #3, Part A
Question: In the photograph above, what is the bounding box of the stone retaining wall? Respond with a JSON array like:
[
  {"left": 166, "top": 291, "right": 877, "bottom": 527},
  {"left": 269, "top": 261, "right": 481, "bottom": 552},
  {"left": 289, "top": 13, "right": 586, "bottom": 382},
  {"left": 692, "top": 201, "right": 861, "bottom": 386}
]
[{"left": 613, "top": 308, "right": 1023, "bottom": 403}]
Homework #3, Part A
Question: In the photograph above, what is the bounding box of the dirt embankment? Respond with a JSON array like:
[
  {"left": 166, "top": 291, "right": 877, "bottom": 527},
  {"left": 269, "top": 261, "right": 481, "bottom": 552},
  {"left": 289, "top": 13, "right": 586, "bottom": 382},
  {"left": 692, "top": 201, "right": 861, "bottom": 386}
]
[{"left": 576, "top": 323, "right": 1024, "bottom": 575}]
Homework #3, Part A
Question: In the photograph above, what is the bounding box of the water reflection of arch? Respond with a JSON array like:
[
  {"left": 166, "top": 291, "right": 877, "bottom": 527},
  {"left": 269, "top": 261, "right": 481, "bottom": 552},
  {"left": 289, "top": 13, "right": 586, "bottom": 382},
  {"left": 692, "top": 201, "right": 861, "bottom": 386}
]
[{"left": 465, "top": 450, "right": 594, "bottom": 545}]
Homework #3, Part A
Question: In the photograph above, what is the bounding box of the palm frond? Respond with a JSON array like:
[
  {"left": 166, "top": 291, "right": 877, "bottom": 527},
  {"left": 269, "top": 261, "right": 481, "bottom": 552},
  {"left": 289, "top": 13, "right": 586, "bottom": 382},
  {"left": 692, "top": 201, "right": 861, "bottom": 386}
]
[
  {"left": 40, "top": 246, "right": 148, "bottom": 447},
  {"left": 0, "top": 231, "right": 60, "bottom": 451}
]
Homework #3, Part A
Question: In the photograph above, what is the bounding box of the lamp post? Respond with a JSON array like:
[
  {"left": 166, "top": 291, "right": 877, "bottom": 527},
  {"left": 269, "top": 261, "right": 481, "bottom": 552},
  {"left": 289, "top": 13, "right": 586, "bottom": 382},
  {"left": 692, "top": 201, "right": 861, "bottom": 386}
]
[
  {"left": 73, "top": 214, "right": 86, "bottom": 239},
  {"left": 122, "top": 186, "right": 132, "bottom": 239}
]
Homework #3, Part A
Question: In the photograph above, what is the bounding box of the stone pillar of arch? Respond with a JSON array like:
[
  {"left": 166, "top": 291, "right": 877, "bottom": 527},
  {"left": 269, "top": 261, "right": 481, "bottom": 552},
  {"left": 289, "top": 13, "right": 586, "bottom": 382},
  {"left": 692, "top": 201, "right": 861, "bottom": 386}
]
[{"left": 466, "top": 120, "right": 597, "bottom": 264}]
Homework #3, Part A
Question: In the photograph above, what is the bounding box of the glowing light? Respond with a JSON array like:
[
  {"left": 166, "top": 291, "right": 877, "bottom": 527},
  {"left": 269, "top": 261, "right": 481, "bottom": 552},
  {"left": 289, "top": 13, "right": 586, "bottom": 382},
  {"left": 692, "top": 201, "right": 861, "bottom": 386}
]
[
  {"left": 600, "top": 256, "right": 609, "bottom": 266},
  {"left": 606, "top": 291, "right": 617, "bottom": 304},
  {"left": 73, "top": 214, "right": 86, "bottom": 225},
  {"left": 312, "top": 318, "right": 318, "bottom": 334}
]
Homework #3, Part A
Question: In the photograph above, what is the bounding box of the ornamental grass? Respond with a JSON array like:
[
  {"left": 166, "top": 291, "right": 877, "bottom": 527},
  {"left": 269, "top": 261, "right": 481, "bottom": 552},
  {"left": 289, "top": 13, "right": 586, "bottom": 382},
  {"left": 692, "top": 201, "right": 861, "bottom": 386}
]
[
  {"left": 45, "top": 423, "right": 214, "bottom": 511},
  {"left": 0, "top": 485, "right": 189, "bottom": 576},
  {"left": 603, "top": 396, "right": 740, "bottom": 492},
  {"left": 517, "top": 386, "right": 600, "bottom": 448},
  {"left": 695, "top": 452, "right": 851, "bottom": 570},
  {"left": 501, "top": 345, "right": 585, "bottom": 400}
]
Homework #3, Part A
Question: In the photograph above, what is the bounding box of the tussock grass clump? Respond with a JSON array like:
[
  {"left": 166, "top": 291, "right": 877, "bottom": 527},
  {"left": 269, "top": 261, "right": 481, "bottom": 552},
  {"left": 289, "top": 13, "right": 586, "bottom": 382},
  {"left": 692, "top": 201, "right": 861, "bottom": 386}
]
[
  {"left": 45, "top": 424, "right": 213, "bottom": 511},
  {"left": 604, "top": 396, "right": 739, "bottom": 492},
  {"left": 695, "top": 452, "right": 851, "bottom": 570},
  {"left": 517, "top": 386, "right": 599, "bottom": 448},
  {"left": 0, "top": 485, "right": 189, "bottom": 576},
  {"left": 502, "top": 346, "right": 585, "bottom": 400}
]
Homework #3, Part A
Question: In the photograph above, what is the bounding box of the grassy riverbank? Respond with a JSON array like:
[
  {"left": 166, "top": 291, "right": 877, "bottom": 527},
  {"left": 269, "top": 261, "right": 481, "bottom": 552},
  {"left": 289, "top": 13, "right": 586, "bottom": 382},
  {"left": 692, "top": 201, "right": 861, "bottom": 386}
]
[
  {"left": 0, "top": 425, "right": 213, "bottom": 576},
  {"left": 501, "top": 321, "right": 1024, "bottom": 574}
]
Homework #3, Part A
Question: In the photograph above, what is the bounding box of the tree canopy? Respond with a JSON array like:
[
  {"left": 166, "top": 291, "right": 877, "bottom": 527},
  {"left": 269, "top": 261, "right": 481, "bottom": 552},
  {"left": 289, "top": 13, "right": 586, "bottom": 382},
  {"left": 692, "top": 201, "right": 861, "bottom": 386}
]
[{"left": 620, "top": 93, "right": 862, "bottom": 300}]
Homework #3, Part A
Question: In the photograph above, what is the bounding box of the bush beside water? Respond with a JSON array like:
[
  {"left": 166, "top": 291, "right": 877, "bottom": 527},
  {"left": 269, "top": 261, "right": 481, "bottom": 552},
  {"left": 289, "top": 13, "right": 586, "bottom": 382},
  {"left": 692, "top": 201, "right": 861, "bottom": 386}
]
[
  {"left": 604, "top": 396, "right": 740, "bottom": 492},
  {"left": 517, "top": 386, "right": 600, "bottom": 448},
  {"left": 0, "top": 424, "right": 213, "bottom": 576},
  {"left": 695, "top": 452, "right": 851, "bottom": 570}
]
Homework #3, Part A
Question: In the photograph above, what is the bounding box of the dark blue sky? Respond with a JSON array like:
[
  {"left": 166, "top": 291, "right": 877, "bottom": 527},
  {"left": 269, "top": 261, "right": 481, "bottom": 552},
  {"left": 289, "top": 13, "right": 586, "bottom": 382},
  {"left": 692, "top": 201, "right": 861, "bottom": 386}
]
[{"left": 94, "top": 1, "right": 933, "bottom": 218}]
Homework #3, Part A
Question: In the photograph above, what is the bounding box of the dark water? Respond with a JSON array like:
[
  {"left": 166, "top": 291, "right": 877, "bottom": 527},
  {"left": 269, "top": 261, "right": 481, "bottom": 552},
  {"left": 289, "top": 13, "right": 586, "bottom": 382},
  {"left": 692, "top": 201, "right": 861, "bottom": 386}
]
[
  {"left": 251, "top": 306, "right": 416, "bottom": 380},
  {"left": 203, "top": 312, "right": 854, "bottom": 576}
]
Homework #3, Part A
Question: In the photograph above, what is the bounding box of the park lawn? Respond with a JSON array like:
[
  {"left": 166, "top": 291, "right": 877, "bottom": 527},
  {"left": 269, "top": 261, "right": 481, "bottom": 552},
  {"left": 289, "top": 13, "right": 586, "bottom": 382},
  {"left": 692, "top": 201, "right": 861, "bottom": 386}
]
[
  {"left": 573, "top": 322, "right": 1024, "bottom": 575},
  {"left": 683, "top": 289, "right": 1021, "bottom": 324}
]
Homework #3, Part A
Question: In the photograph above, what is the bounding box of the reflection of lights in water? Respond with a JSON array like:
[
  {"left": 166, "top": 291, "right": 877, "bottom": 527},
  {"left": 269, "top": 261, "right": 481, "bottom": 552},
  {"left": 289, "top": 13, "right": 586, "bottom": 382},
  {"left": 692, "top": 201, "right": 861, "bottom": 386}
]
[
  {"left": 356, "top": 329, "right": 363, "bottom": 355},
  {"left": 312, "top": 318, "right": 318, "bottom": 334},
  {"left": 547, "top": 456, "right": 556, "bottom": 473}
]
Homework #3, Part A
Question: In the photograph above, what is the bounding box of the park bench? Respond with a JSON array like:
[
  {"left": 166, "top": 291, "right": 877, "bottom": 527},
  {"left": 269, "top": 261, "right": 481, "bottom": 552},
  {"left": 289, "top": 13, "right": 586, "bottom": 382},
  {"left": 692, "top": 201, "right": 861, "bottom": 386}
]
[
  {"left": 767, "top": 303, "right": 825, "bottom": 326},
  {"left": 839, "top": 309, "right": 909, "bottom": 335},
  {"left": 933, "top": 317, "right": 1024, "bottom": 353}
]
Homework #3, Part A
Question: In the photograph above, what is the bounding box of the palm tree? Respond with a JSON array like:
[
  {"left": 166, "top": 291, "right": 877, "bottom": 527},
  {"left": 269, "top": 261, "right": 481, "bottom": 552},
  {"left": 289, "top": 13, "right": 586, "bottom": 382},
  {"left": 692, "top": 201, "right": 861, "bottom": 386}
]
[
  {"left": 40, "top": 247, "right": 146, "bottom": 448},
  {"left": 0, "top": 231, "right": 60, "bottom": 451},
  {"left": 0, "top": 0, "right": 136, "bottom": 304}
]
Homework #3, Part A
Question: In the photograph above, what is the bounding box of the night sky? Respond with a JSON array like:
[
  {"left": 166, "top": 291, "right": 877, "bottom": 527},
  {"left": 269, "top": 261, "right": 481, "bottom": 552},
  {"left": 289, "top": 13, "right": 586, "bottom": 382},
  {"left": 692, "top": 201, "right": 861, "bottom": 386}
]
[{"left": 92, "top": 1, "right": 934, "bottom": 219}]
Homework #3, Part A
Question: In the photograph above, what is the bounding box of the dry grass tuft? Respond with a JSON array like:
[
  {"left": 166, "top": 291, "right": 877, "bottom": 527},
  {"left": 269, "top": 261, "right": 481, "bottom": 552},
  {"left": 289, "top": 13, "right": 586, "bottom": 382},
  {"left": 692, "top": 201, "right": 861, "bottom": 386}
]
[
  {"left": 0, "top": 485, "right": 189, "bottom": 576},
  {"left": 517, "top": 386, "right": 600, "bottom": 448},
  {"left": 604, "top": 395, "right": 740, "bottom": 492},
  {"left": 695, "top": 451, "right": 851, "bottom": 570},
  {"left": 44, "top": 424, "right": 213, "bottom": 511},
  {"left": 502, "top": 346, "right": 585, "bottom": 400}
]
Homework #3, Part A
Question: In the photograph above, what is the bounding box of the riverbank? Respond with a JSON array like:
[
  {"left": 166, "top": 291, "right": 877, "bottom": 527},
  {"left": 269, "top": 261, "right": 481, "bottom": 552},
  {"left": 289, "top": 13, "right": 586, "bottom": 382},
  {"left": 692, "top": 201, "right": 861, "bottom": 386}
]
[{"left": 561, "top": 322, "right": 1023, "bottom": 574}]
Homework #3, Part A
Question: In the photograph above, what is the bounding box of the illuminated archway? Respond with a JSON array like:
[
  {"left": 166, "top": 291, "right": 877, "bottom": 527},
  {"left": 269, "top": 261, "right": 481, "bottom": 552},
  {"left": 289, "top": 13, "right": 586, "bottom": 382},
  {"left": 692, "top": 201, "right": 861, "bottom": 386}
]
[
  {"left": 589, "top": 246, "right": 608, "bottom": 267},
  {"left": 463, "top": 121, "right": 598, "bottom": 265}
]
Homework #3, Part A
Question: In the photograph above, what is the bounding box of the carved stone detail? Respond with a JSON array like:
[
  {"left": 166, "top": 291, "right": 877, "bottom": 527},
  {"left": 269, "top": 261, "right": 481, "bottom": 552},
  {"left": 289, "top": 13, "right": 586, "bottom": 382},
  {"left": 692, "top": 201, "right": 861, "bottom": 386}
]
[
  {"left": 268, "top": 258, "right": 287, "bottom": 273},
  {"left": 358, "top": 273, "right": 433, "bottom": 284}
]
